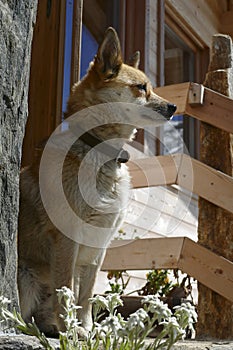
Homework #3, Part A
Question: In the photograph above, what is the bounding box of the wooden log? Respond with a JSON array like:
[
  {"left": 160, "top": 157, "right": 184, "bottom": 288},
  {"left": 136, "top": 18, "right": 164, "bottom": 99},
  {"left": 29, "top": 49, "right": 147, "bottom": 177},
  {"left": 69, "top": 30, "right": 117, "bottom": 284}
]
[{"left": 197, "top": 34, "right": 233, "bottom": 340}]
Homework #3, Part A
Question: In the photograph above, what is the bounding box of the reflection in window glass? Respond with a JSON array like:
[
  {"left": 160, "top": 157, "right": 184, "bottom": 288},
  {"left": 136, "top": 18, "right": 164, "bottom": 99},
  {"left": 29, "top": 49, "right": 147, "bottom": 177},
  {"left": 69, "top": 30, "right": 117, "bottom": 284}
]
[
  {"left": 80, "top": 26, "right": 98, "bottom": 79},
  {"left": 162, "top": 25, "right": 196, "bottom": 157}
]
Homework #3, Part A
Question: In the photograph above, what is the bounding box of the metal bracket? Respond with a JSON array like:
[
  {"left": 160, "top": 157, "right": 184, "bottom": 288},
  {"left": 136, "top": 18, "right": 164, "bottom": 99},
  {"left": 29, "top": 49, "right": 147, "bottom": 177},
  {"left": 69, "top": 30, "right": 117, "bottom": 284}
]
[{"left": 188, "top": 83, "right": 205, "bottom": 107}]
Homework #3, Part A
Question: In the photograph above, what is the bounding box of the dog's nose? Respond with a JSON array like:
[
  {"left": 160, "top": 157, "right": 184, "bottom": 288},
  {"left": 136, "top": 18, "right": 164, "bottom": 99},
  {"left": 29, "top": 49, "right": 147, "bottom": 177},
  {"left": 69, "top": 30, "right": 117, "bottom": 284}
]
[{"left": 168, "top": 103, "right": 177, "bottom": 114}]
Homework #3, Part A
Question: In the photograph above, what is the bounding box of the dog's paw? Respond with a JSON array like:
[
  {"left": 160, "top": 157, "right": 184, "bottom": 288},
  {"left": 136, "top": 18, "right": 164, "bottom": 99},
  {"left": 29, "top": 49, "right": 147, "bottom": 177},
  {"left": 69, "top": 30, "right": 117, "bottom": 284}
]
[{"left": 41, "top": 324, "right": 59, "bottom": 338}]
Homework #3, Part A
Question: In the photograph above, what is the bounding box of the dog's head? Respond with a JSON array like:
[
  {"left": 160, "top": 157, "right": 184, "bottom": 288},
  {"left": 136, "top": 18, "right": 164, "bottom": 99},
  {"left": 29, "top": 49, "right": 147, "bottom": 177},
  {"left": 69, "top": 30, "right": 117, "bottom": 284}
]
[
  {"left": 66, "top": 28, "right": 176, "bottom": 143},
  {"left": 67, "top": 27, "right": 176, "bottom": 119}
]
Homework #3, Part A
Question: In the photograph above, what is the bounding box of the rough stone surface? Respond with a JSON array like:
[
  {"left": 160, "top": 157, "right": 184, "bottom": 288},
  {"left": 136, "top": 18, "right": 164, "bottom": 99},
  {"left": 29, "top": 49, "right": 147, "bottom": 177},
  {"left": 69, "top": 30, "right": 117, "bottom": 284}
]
[
  {"left": 197, "top": 35, "right": 233, "bottom": 339},
  {"left": 0, "top": 0, "right": 38, "bottom": 314},
  {"left": 0, "top": 335, "right": 233, "bottom": 350},
  {"left": 0, "top": 335, "right": 59, "bottom": 350}
]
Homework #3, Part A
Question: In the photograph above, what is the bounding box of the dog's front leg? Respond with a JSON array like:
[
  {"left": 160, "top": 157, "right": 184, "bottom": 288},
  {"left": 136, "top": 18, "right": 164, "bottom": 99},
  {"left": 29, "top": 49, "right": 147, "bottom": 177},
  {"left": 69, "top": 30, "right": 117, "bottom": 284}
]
[
  {"left": 51, "top": 235, "right": 79, "bottom": 332},
  {"left": 74, "top": 246, "right": 105, "bottom": 331}
]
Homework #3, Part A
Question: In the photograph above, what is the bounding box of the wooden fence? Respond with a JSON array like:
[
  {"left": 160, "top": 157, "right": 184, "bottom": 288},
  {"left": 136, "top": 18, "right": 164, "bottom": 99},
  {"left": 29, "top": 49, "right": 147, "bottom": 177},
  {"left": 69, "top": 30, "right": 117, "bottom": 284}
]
[{"left": 102, "top": 82, "right": 233, "bottom": 303}]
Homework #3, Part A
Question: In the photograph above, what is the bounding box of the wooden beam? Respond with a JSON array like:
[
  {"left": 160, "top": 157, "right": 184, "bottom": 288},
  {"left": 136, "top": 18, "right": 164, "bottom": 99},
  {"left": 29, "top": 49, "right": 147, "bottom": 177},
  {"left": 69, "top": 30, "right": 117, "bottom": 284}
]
[
  {"left": 178, "top": 238, "right": 233, "bottom": 303},
  {"left": 128, "top": 154, "right": 233, "bottom": 214},
  {"left": 71, "top": 0, "right": 83, "bottom": 86},
  {"left": 102, "top": 237, "right": 233, "bottom": 303},
  {"left": 128, "top": 154, "right": 178, "bottom": 188},
  {"left": 102, "top": 237, "right": 183, "bottom": 271},
  {"left": 165, "top": 0, "right": 220, "bottom": 48},
  {"left": 220, "top": 10, "right": 233, "bottom": 39},
  {"left": 154, "top": 82, "right": 233, "bottom": 133},
  {"left": 176, "top": 154, "right": 233, "bottom": 214},
  {"left": 154, "top": 82, "right": 189, "bottom": 115},
  {"left": 186, "top": 84, "right": 233, "bottom": 134}
]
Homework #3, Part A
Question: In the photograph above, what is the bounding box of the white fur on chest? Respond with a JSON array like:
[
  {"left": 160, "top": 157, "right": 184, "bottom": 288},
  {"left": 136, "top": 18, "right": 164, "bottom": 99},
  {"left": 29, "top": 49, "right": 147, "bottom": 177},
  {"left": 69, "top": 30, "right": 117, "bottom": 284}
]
[{"left": 65, "top": 151, "right": 131, "bottom": 249}]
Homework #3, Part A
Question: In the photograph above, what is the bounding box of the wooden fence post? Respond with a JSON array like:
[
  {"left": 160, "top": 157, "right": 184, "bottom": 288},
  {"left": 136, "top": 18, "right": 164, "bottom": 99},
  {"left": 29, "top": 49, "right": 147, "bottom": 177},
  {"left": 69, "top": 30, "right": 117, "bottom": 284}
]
[{"left": 197, "top": 34, "right": 233, "bottom": 339}]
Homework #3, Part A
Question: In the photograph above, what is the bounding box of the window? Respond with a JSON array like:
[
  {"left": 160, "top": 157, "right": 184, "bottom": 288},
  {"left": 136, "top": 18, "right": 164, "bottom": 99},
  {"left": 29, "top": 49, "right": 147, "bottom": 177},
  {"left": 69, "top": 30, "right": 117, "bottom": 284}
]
[
  {"left": 23, "top": 1, "right": 209, "bottom": 166},
  {"left": 162, "top": 24, "right": 196, "bottom": 157}
]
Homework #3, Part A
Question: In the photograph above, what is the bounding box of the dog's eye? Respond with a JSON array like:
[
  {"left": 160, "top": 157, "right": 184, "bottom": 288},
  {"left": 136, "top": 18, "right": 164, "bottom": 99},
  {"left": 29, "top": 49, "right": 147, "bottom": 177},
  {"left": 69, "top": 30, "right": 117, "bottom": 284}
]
[{"left": 136, "top": 84, "right": 147, "bottom": 93}]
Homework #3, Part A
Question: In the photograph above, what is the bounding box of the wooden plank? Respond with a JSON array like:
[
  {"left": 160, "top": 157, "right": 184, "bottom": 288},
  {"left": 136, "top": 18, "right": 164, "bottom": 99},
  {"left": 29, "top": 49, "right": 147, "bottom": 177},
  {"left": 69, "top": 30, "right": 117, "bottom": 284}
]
[
  {"left": 185, "top": 84, "right": 233, "bottom": 134},
  {"left": 206, "top": 0, "right": 228, "bottom": 16},
  {"left": 128, "top": 153, "right": 233, "bottom": 214},
  {"left": 155, "top": 82, "right": 233, "bottom": 133},
  {"left": 22, "top": 0, "right": 66, "bottom": 166},
  {"left": 174, "top": 154, "right": 233, "bottom": 214},
  {"left": 102, "top": 237, "right": 183, "bottom": 271},
  {"left": 154, "top": 82, "right": 189, "bottom": 115},
  {"left": 145, "top": 0, "right": 158, "bottom": 85},
  {"left": 178, "top": 238, "right": 233, "bottom": 303},
  {"left": 71, "top": 0, "right": 83, "bottom": 86},
  {"left": 220, "top": 10, "right": 233, "bottom": 38},
  {"left": 128, "top": 154, "right": 178, "bottom": 188},
  {"left": 165, "top": 0, "right": 220, "bottom": 48},
  {"left": 83, "top": 0, "right": 106, "bottom": 42}
]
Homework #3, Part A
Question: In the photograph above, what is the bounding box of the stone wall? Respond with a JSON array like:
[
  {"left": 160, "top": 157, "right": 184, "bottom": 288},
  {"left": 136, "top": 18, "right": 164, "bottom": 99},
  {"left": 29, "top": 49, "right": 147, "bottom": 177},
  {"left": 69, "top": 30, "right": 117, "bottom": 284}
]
[{"left": 0, "top": 0, "right": 37, "bottom": 312}]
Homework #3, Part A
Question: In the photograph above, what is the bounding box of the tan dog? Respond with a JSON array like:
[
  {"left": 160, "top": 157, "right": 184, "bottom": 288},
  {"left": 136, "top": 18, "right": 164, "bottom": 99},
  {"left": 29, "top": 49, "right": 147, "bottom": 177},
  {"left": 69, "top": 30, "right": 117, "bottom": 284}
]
[{"left": 18, "top": 27, "right": 176, "bottom": 336}]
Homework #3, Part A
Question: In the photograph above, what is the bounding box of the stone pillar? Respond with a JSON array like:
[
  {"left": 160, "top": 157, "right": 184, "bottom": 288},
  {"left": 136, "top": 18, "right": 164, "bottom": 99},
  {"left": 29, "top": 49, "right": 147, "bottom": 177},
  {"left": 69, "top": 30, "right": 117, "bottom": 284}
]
[
  {"left": 197, "top": 34, "right": 233, "bottom": 339},
  {"left": 0, "top": 0, "right": 37, "bottom": 313}
]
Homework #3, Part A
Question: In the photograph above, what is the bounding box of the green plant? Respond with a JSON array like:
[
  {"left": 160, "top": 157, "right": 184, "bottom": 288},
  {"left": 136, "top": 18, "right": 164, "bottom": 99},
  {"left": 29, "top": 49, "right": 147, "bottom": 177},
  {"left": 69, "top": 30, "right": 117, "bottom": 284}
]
[
  {"left": 106, "top": 270, "right": 131, "bottom": 294},
  {"left": 139, "top": 270, "right": 173, "bottom": 297},
  {"left": 0, "top": 288, "right": 197, "bottom": 350}
]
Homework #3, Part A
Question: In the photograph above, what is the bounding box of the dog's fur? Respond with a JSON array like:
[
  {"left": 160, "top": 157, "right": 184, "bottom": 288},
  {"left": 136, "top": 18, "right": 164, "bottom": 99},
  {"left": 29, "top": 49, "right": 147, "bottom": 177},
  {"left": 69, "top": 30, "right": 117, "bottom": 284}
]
[{"left": 18, "top": 27, "right": 176, "bottom": 336}]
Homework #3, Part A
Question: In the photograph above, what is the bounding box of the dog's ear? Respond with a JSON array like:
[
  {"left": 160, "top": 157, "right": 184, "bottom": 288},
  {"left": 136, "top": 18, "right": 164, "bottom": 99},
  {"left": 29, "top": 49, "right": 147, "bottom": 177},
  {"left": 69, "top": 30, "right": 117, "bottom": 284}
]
[
  {"left": 95, "top": 27, "right": 122, "bottom": 80},
  {"left": 128, "top": 51, "right": 140, "bottom": 69}
]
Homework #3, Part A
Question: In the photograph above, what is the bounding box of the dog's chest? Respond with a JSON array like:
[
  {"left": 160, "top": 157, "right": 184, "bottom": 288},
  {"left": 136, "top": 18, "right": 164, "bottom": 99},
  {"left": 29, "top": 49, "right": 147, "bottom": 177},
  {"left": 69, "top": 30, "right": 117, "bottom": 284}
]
[{"left": 64, "top": 159, "right": 130, "bottom": 224}]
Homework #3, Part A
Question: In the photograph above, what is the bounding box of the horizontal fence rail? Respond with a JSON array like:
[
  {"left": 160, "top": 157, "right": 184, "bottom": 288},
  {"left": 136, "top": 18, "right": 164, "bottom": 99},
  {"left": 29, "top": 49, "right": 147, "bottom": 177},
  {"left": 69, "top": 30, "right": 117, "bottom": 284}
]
[
  {"left": 102, "top": 83, "right": 233, "bottom": 304},
  {"left": 102, "top": 237, "right": 233, "bottom": 303},
  {"left": 154, "top": 82, "right": 233, "bottom": 133},
  {"left": 128, "top": 153, "right": 233, "bottom": 214}
]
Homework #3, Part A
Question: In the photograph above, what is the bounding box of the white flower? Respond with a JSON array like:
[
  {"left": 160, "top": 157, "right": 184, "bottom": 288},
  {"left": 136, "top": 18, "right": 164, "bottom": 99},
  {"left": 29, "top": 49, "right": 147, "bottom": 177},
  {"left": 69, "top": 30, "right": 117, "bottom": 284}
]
[
  {"left": 161, "top": 316, "right": 186, "bottom": 340},
  {"left": 126, "top": 308, "right": 148, "bottom": 331},
  {"left": 90, "top": 293, "right": 123, "bottom": 316},
  {"left": 90, "top": 295, "right": 109, "bottom": 310},
  {"left": 100, "top": 314, "right": 123, "bottom": 335},
  {"left": 56, "top": 286, "right": 75, "bottom": 306},
  {"left": 174, "top": 302, "right": 197, "bottom": 332},
  {"left": 142, "top": 295, "right": 172, "bottom": 322}
]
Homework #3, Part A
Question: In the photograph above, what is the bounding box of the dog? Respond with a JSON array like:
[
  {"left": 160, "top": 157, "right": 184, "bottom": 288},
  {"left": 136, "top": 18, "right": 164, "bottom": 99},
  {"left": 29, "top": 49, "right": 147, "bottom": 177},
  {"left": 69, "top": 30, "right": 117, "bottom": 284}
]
[{"left": 18, "top": 27, "right": 176, "bottom": 337}]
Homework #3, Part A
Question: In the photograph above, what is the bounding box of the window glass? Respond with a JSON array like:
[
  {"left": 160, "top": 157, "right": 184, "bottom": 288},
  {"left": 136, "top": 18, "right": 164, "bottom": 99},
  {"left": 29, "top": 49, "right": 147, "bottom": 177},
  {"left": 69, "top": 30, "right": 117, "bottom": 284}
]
[
  {"left": 62, "top": 0, "right": 74, "bottom": 116},
  {"left": 162, "top": 25, "right": 196, "bottom": 157},
  {"left": 80, "top": 26, "right": 98, "bottom": 79}
]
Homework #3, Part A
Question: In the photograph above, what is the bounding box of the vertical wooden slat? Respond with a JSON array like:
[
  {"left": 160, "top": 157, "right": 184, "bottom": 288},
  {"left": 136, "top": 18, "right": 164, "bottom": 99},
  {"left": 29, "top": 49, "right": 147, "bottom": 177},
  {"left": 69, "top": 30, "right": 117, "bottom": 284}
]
[
  {"left": 22, "top": 0, "right": 66, "bottom": 166},
  {"left": 71, "top": 0, "right": 83, "bottom": 86}
]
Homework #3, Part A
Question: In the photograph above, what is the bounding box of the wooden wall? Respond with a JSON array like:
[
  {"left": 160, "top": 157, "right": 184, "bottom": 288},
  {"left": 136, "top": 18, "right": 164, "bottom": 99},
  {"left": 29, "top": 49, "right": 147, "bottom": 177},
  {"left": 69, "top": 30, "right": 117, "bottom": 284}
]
[{"left": 165, "top": 0, "right": 233, "bottom": 48}]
